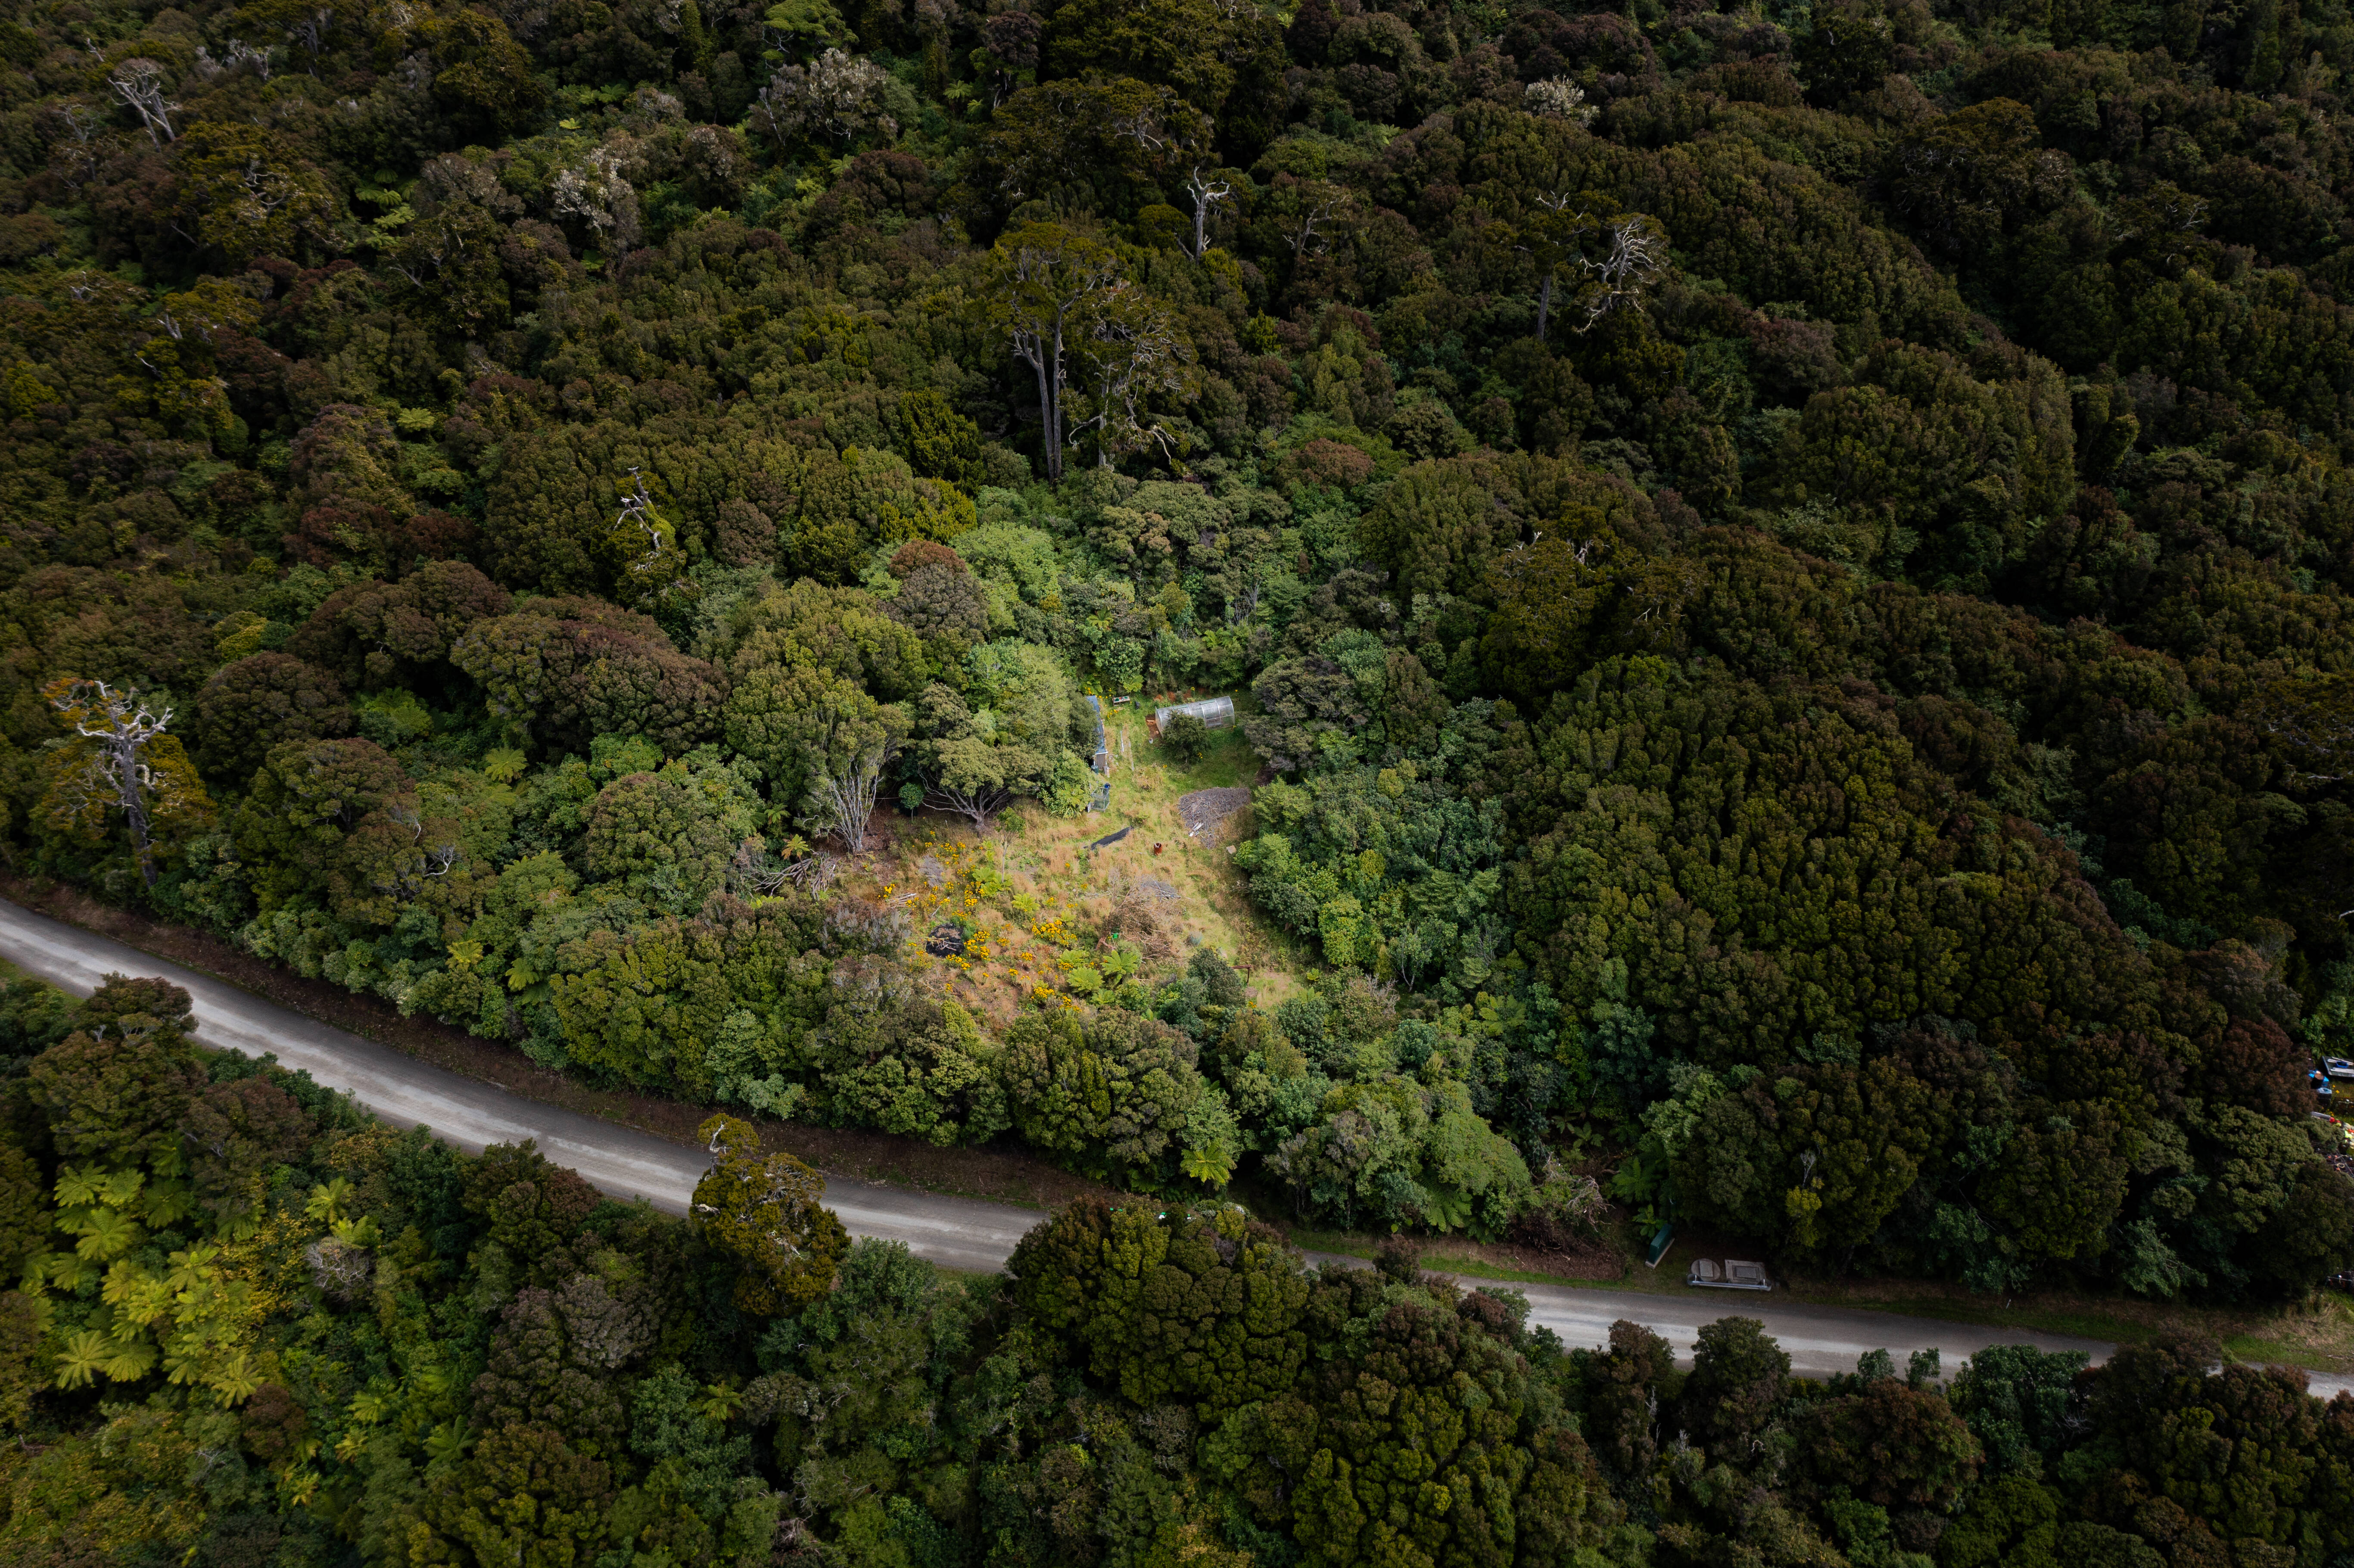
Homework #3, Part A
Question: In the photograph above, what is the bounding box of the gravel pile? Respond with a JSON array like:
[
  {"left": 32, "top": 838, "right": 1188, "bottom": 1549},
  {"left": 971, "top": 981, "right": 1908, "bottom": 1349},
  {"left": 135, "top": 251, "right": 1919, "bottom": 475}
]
[{"left": 1179, "top": 787, "right": 1252, "bottom": 838}]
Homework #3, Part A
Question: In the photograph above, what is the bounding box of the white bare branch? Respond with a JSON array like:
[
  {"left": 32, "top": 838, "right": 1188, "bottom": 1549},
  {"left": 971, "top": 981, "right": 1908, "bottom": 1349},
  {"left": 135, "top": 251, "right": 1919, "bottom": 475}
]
[
  {"left": 49, "top": 678, "right": 180, "bottom": 887},
  {"left": 106, "top": 59, "right": 177, "bottom": 147},
  {"left": 1183, "top": 165, "right": 1234, "bottom": 260}
]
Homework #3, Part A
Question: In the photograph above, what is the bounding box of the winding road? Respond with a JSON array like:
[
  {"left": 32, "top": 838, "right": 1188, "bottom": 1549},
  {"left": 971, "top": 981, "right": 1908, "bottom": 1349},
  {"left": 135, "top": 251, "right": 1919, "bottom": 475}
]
[{"left": 3, "top": 895, "right": 2343, "bottom": 1393}]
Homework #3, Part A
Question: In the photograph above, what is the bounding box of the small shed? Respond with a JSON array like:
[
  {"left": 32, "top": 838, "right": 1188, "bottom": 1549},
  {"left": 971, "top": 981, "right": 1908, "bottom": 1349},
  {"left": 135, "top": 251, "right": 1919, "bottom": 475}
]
[{"left": 1150, "top": 695, "right": 1236, "bottom": 738}]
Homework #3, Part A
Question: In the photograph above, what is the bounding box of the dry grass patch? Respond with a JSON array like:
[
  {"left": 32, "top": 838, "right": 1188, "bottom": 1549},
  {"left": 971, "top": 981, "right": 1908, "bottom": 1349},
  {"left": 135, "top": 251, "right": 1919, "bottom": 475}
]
[{"left": 839, "top": 697, "right": 1311, "bottom": 1020}]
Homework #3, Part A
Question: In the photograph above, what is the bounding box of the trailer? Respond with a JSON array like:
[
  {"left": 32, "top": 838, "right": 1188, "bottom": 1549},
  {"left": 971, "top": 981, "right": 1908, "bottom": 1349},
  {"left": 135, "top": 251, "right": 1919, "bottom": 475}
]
[{"left": 1687, "top": 1259, "right": 1772, "bottom": 1291}]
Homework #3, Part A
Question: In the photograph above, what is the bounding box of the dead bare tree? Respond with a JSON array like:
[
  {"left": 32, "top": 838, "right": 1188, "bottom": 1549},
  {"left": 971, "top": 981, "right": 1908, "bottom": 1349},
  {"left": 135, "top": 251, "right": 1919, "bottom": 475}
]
[
  {"left": 1520, "top": 196, "right": 1669, "bottom": 340},
  {"left": 1284, "top": 189, "right": 1345, "bottom": 258},
  {"left": 106, "top": 58, "right": 177, "bottom": 147},
  {"left": 617, "top": 468, "right": 664, "bottom": 557},
  {"left": 1575, "top": 212, "right": 1668, "bottom": 330},
  {"left": 1183, "top": 165, "right": 1234, "bottom": 259},
  {"left": 45, "top": 678, "right": 182, "bottom": 888}
]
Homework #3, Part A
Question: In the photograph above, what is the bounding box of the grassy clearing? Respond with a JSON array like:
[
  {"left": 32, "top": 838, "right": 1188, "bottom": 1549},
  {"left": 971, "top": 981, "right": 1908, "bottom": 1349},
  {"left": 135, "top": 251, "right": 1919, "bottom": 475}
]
[{"left": 844, "top": 694, "right": 1313, "bottom": 1024}]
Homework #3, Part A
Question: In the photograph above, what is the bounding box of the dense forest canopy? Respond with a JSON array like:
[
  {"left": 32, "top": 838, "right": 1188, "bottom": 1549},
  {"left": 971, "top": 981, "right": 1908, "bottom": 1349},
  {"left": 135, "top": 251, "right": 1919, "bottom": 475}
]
[
  {"left": 6, "top": 0, "right": 2354, "bottom": 1330},
  {"left": 0, "top": 969, "right": 2351, "bottom": 1568}
]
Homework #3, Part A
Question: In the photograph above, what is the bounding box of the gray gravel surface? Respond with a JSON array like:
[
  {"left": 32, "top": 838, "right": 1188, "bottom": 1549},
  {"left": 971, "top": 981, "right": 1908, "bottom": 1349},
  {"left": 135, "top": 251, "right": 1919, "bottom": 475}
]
[{"left": 1177, "top": 786, "right": 1251, "bottom": 837}]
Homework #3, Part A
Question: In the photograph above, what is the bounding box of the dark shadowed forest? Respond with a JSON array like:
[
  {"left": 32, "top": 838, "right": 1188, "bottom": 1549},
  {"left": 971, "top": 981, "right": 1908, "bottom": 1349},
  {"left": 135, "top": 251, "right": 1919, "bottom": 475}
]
[{"left": 8, "top": 0, "right": 2354, "bottom": 1552}]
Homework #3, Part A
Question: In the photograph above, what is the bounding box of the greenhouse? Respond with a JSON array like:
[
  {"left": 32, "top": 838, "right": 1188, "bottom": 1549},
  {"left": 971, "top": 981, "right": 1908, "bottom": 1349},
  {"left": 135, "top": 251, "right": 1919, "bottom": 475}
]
[{"left": 1150, "top": 696, "right": 1236, "bottom": 735}]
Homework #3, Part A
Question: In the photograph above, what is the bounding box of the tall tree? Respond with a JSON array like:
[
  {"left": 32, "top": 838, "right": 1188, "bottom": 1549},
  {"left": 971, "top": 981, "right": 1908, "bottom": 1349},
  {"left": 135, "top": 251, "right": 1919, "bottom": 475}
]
[
  {"left": 985, "top": 223, "right": 1124, "bottom": 482},
  {"left": 38, "top": 678, "right": 212, "bottom": 889},
  {"left": 691, "top": 1114, "right": 849, "bottom": 1314}
]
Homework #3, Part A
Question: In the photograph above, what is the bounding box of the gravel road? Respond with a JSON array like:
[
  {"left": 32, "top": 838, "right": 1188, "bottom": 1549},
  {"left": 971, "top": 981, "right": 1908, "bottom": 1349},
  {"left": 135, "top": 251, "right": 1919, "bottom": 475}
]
[{"left": 5, "top": 894, "right": 2341, "bottom": 1393}]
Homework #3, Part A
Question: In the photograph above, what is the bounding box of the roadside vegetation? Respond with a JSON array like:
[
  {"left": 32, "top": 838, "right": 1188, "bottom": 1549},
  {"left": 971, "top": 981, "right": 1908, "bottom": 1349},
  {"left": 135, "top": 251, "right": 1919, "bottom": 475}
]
[{"left": 1, "top": 969, "right": 2351, "bottom": 1568}]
